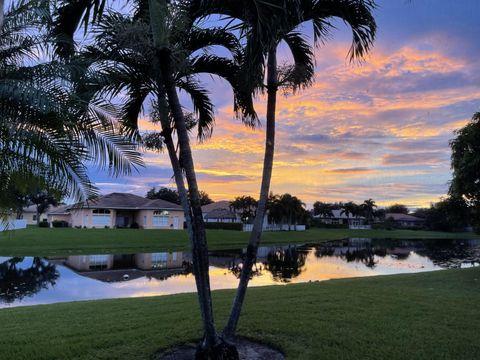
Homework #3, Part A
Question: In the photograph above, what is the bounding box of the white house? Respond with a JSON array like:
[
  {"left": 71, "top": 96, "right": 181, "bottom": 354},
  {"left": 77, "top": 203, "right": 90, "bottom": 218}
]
[
  {"left": 201, "top": 201, "right": 241, "bottom": 223},
  {"left": 315, "top": 209, "right": 366, "bottom": 228}
]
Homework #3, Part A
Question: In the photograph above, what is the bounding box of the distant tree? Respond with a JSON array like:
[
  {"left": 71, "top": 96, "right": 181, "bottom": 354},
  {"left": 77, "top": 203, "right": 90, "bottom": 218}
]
[
  {"left": 268, "top": 193, "right": 306, "bottom": 230},
  {"left": 450, "top": 112, "right": 480, "bottom": 229},
  {"left": 230, "top": 196, "right": 258, "bottom": 223},
  {"left": 198, "top": 191, "right": 214, "bottom": 206},
  {"left": 146, "top": 187, "right": 180, "bottom": 204},
  {"left": 373, "top": 208, "right": 386, "bottom": 222},
  {"left": 412, "top": 208, "right": 429, "bottom": 219},
  {"left": 28, "top": 189, "right": 62, "bottom": 225},
  {"left": 361, "top": 199, "right": 377, "bottom": 224},
  {"left": 386, "top": 204, "right": 409, "bottom": 214},
  {"left": 313, "top": 201, "right": 334, "bottom": 218},
  {"left": 340, "top": 201, "right": 361, "bottom": 219},
  {"left": 424, "top": 197, "right": 471, "bottom": 232}
]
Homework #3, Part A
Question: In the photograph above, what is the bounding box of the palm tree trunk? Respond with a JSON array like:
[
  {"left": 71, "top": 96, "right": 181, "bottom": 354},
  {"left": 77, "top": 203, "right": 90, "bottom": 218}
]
[
  {"left": 160, "top": 54, "right": 219, "bottom": 350},
  {"left": 0, "top": 0, "right": 4, "bottom": 30},
  {"left": 148, "top": 0, "right": 223, "bottom": 355},
  {"left": 223, "top": 46, "right": 278, "bottom": 339}
]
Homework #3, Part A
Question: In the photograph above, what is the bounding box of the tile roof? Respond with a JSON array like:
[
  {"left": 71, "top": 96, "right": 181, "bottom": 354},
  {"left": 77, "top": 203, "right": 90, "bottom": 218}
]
[
  {"left": 386, "top": 213, "right": 424, "bottom": 222},
  {"left": 79, "top": 193, "right": 182, "bottom": 210}
]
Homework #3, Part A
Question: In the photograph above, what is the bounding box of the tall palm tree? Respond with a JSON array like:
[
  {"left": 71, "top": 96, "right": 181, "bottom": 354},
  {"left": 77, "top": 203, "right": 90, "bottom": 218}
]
[
  {"left": 361, "top": 198, "right": 377, "bottom": 224},
  {"left": 192, "top": 0, "right": 377, "bottom": 338},
  {"left": 1, "top": 0, "right": 142, "bottom": 212},
  {"left": 56, "top": 3, "right": 255, "bottom": 355}
]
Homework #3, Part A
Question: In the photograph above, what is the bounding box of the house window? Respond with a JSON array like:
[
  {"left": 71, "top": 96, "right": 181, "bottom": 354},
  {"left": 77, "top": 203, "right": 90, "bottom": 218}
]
[
  {"left": 33, "top": 215, "right": 37, "bottom": 221},
  {"left": 88, "top": 255, "right": 109, "bottom": 270},
  {"left": 93, "top": 209, "right": 111, "bottom": 214},
  {"left": 92, "top": 209, "right": 111, "bottom": 226},
  {"left": 151, "top": 252, "right": 168, "bottom": 268},
  {"left": 153, "top": 211, "right": 169, "bottom": 227}
]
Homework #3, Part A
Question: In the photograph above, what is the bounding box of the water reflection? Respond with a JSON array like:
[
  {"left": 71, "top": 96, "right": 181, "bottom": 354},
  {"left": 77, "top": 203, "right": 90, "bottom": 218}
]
[
  {"left": 0, "top": 257, "right": 59, "bottom": 303},
  {"left": 63, "top": 253, "right": 191, "bottom": 282},
  {"left": 264, "top": 246, "right": 308, "bottom": 282},
  {"left": 0, "top": 238, "right": 479, "bottom": 308}
]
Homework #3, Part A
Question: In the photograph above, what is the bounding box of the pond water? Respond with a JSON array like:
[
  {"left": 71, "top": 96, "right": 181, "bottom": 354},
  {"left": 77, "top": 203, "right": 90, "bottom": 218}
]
[{"left": 0, "top": 238, "right": 479, "bottom": 308}]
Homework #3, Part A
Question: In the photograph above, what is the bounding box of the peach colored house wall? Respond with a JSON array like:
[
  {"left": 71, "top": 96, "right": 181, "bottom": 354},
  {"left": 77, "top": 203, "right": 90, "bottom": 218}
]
[
  {"left": 134, "top": 252, "right": 184, "bottom": 270},
  {"left": 135, "top": 210, "right": 184, "bottom": 230},
  {"left": 69, "top": 208, "right": 183, "bottom": 229},
  {"left": 65, "top": 255, "right": 114, "bottom": 271}
]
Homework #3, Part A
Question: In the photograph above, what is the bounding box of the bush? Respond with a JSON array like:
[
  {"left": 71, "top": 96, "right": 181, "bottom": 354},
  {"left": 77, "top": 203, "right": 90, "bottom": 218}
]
[
  {"left": 204, "top": 222, "right": 243, "bottom": 231},
  {"left": 38, "top": 221, "right": 49, "bottom": 228},
  {"left": 52, "top": 220, "right": 69, "bottom": 228},
  {"left": 130, "top": 222, "right": 139, "bottom": 229}
]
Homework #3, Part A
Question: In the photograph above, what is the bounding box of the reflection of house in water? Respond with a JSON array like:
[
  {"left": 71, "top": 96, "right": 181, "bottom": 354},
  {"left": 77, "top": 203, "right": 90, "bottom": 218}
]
[{"left": 63, "top": 253, "right": 189, "bottom": 282}]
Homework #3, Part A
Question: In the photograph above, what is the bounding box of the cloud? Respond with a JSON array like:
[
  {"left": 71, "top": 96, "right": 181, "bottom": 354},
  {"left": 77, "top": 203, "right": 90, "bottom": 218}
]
[
  {"left": 381, "top": 152, "right": 449, "bottom": 166},
  {"left": 324, "top": 167, "right": 374, "bottom": 175}
]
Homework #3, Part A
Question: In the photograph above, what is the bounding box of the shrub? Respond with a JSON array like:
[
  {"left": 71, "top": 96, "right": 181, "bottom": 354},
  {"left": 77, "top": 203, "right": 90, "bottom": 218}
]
[
  {"left": 38, "top": 221, "right": 49, "bottom": 228},
  {"left": 130, "top": 222, "right": 139, "bottom": 229},
  {"left": 204, "top": 222, "right": 243, "bottom": 231},
  {"left": 52, "top": 220, "right": 69, "bottom": 228}
]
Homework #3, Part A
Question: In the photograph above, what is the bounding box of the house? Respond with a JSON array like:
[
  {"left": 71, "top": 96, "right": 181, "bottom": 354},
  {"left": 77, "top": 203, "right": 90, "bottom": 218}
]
[
  {"left": 48, "top": 193, "right": 185, "bottom": 229},
  {"left": 315, "top": 209, "right": 366, "bottom": 227},
  {"left": 47, "top": 205, "right": 72, "bottom": 226},
  {"left": 201, "top": 201, "right": 240, "bottom": 223},
  {"left": 20, "top": 205, "right": 47, "bottom": 225},
  {"left": 385, "top": 213, "right": 424, "bottom": 228}
]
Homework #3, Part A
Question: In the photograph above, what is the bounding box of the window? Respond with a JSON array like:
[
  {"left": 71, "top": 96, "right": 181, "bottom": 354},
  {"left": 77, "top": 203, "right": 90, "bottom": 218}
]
[
  {"left": 93, "top": 209, "right": 111, "bottom": 214},
  {"left": 92, "top": 209, "right": 111, "bottom": 226},
  {"left": 32, "top": 215, "right": 37, "bottom": 221},
  {"left": 89, "top": 255, "right": 109, "bottom": 270},
  {"left": 151, "top": 252, "right": 168, "bottom": 268},
  {"left": 152, "top": 215, "right": 169, "bottom": 227}
]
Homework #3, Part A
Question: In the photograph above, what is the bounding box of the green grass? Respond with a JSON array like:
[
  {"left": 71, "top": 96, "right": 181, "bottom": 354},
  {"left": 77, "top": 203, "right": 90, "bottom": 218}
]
[
  {"left": 0, "top": 267, "right": 479, "bottom": 359},
  {"left": 0, "top": 227, "right": 478, "bottom": 256}
]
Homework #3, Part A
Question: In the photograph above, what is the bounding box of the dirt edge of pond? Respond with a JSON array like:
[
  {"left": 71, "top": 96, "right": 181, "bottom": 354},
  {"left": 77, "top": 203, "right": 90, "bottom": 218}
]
[{"left": 156, "top": 338, "right": 285, "bottom": 360}]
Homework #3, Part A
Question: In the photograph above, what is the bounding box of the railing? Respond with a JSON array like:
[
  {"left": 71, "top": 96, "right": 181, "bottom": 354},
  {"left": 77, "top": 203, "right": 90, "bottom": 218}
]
[
  {"left": 243, "top": 224, "right": 306, "bottom": 232},
  {"left": 348, "top": 224, "right": 371, "bottom": 230}
]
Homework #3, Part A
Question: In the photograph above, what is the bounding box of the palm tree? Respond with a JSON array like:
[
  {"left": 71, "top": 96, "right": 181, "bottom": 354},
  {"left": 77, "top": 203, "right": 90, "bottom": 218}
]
[
  {"left": 0, "top": 0, "right": 142, "bottom": 213},
  {"left": 361, "top": 198, "right": 377, "bottom": 224},
  {"left": 56, "top": 3, "right": 255, "bottom": 355},
  {"left": 194, "top": 0, "right": 377, "bottom": 338},
  {"left": 230, "top": 196, "right": 258, "bottom": 223},
  {"left": 268, "top": 193, "right": 306, "bottom": 230},
  {"left": 340, "top": 201, "right": 358, "bottom": 219},
  {"left": 313, "top": 201, "right": 334, "bottom": 218}
]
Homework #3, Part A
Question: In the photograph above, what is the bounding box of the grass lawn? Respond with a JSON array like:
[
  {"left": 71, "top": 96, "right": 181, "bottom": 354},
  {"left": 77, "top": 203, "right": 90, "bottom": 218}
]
[
  {"left": 0, "top": 267, "right": 479, "bottom": 359},
  {"left": 0, "top": 226, "right": 478, "bottom": 256}
]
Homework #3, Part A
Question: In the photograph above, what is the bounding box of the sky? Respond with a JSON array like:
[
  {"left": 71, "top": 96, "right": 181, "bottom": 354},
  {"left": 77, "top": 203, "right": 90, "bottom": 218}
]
[{"left": 90, "top": 0, "right": 480, "bottom": 209}]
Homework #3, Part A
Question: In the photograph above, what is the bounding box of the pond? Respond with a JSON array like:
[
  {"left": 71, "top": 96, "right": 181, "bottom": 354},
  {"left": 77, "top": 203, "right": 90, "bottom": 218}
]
[{"left": 0, "top": 238, "right": 479, "bottom": 308}]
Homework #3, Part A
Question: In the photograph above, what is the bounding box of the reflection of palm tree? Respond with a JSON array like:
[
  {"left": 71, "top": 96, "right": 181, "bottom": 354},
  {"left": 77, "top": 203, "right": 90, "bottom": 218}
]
[
  {"left": 263, "top": 246, "right": 308, "bottom": 282},
  {"left": 0, "top": 257, "right": 59, "bottom": 304}
]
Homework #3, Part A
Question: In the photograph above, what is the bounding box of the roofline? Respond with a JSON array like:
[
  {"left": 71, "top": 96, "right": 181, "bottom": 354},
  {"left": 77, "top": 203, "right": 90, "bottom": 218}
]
[{"left": 71, "top": 206, "right": 183, "bottom": 211}]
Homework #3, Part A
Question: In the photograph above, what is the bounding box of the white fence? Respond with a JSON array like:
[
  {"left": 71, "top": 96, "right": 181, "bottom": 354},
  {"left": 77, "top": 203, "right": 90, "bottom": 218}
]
[
  {"left": 0, "top": 219, "right": 27, "bottom": 232},
  {"left": 243, "top": 224, "right": 306, "bottom": 232},
  {"left": 348, "top": 224, "right": 371, "bottom": 230}
]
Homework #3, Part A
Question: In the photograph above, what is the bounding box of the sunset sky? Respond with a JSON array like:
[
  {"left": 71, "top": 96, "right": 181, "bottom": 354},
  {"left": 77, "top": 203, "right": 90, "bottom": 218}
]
[{"left": 91, "top": 0, "right": 480, "bottom": 209}]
